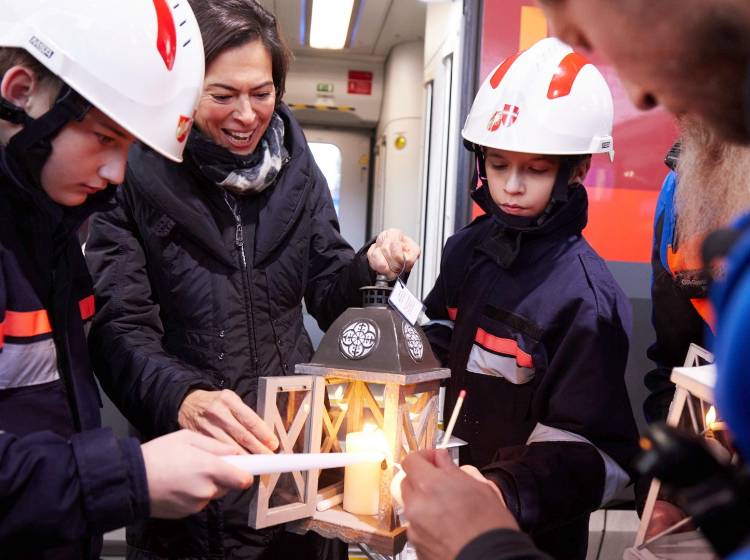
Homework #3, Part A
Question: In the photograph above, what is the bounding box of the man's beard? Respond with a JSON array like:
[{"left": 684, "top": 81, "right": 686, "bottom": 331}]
[{"left": 675, "top": 118, "right": 750, "bottom": 254}]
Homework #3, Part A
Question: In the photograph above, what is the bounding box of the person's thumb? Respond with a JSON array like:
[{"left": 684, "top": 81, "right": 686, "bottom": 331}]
[{"left": 433, "top": 448, "right": 458, "bottom": 471}]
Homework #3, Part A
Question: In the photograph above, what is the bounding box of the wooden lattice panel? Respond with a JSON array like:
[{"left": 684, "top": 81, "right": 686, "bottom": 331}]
[{"left": 250, "top": 376, "right": 324, "bottom": 529}]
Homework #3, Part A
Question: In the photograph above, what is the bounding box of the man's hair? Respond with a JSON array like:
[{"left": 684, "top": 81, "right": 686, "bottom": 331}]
[
  {"left": 188, "top": 0, "right": 293, "bottom": 102},
  {"left": 0, "top": 47, "right": 61, "bottom": 89}
]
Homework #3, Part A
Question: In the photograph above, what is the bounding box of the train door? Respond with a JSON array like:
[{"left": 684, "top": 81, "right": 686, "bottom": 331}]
[
  {"left": 305, "top": 127, "right": 372, "bottom": 250},
  {"left": 302, "top": 126, "right": 373, "bottom": 347},
  {"left": 416, "top": 2, "right": 466, "bottom": 299}
]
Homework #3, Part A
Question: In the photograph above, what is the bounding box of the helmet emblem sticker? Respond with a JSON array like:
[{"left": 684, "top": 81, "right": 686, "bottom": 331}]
[
  {"left": 339, "top": 320, "right": 379, "bottom": 360},
  {"left": 488, "top": 104, "right": 520, "bottom": 131},
  {"left": 176, "top": 115, "right": 193, "bottom": 142},
  {"left": 402, "top": 322, "right": 424, "bottom": 362}
]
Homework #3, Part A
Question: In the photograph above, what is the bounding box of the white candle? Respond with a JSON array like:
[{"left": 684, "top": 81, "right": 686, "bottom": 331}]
[
  {"left": 343, "top": 425, "right": 386, "bottom": 515},
  {"left": 222, "top": 451, "right": 383, "bottom": 475}
]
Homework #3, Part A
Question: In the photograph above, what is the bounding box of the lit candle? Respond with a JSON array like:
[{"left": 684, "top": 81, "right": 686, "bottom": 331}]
[
  {"left": 703, "top": 406, "right": 731, "bottom": 463},
  {"left": 343, "top": 424, "right": 386, "bottom": 515}
]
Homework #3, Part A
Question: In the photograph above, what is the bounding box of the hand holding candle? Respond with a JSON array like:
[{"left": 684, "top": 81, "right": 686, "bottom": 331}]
[{"left": 392, "top": 390, "right": 467, "bottom": 508}]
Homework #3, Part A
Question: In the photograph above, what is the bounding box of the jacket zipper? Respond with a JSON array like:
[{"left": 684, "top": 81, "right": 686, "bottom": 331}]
[
  {"left": 51, "top": 261, "right": 84, "bottom": 433},
  {"left": 224, "top": 194, "right": 259, "bottom": 370}
]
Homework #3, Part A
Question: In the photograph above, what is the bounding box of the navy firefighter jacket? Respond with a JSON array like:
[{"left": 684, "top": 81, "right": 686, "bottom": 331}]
[
  {"left": 0, "top": 148, "right": 149, "bottom": 559},
  {"left": 424, "top": 186, "right": 639, "bottom": 538}
]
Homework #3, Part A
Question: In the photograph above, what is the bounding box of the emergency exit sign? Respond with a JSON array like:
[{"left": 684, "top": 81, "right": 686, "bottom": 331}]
[
  {"left": 347, "top": 70, "right": 373, "bottom": 95},
  {"left": 316, "top": 82, "right": 334, "bottom": 93}
]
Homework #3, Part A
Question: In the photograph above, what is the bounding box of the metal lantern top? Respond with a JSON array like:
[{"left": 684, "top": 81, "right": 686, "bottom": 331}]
[{"left": 295, "top": 276, "right": 450, "bottom": 385}]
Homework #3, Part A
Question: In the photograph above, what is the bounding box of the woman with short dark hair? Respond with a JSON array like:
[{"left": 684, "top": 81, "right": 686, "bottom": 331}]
[{"left": 85, "top": 1, "right": 419, "bottom": 557}]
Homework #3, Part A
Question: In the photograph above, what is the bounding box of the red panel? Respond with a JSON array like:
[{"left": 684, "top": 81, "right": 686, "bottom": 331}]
[
  {"left": 348, "top": 70, "right": 373, "bottom": 95},
  {"left": 477, "top": 0, "right": 679, "bottom": 263}
]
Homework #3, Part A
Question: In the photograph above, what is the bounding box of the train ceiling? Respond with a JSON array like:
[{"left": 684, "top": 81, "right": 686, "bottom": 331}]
[{"left": 257, "top": 0, "right": 427, "bottom": 60}]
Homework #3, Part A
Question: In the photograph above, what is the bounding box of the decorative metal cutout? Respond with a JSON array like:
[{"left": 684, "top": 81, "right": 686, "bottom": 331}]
[
  {"left": 339, "top": 319, "right": 379, "bottom": 360},
  {"left": 402, "top": 322, "right": 424, "bottom": 362}
]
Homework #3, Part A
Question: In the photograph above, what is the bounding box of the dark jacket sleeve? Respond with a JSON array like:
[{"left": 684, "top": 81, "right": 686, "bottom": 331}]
[
  {"left": 482, "top": 285, "right": 638, "bottom": 533},
  {"left": 303, "top": 164, "right": 375, "bottom": 330},
  {"left": 423, "top": 256, "right": 454, "bottom": 367},
  {"left": 457, "top": 529, "right": 552, "bottom": 560},
  {"left": 0, "top": 428, "right": 149, "bottom": 544},
  {"left": 86, "top": 190, "right": 216, "bottom": 437}
]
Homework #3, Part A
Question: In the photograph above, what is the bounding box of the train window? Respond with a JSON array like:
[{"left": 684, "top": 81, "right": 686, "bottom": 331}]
[{"left": 309, "top": 142, "right": 342, "bottom": 216}]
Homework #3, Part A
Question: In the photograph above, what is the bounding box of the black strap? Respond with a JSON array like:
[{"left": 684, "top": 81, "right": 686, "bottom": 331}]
[
  {"left": 7, "top": 85, "right": 90, "bottom": 154},
  {"left": 0, "top": 97, "right": 30, "bottom": 125}
]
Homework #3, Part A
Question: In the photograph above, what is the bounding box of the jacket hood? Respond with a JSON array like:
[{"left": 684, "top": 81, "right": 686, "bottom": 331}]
[
  {"left": 125, "top": 103, "right": 315, "bottom": 268},
  {"left": 476, "top": 185, "right": 589, "bottom": 269}
]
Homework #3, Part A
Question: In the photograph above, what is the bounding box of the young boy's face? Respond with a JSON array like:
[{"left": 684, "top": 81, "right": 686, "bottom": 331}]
[
  {"left": 484, "top": 148, "right": 560, "bottom": 217},
  {"left": 40, "top": 108, "right": 135, "bottom": 207}
]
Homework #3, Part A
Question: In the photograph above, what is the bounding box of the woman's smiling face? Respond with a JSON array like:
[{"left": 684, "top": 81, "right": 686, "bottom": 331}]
[{"left": 194, "top": 40, "right": 276, "bottom": 155}]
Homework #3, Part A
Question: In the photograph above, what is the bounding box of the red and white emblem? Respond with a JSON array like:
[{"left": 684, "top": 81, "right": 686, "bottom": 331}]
[
  {"left": 487, "top": 104, "right": 520, "bottom": 131},
  {"left": 176, "top": 115, "right": 193, "bottom": 142}
]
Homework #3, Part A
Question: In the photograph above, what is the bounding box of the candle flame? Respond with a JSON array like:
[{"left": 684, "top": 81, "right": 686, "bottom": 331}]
[
  {"left": 706, "top": 406, "right": 717, "bottom": 427},
  {"left": 363, "top": 422, "right": 378, "bottom": 433},
  {"left": 333, "top": 386, "right": 344, "bottom": 400}
]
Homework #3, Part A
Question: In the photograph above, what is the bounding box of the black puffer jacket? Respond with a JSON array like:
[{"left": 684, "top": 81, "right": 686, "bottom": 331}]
[{"left": 85, "top": 104, "right": 372, "bottom": 559}]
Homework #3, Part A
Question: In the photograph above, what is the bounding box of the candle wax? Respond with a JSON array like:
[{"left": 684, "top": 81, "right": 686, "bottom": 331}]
[{"left": 343, "top": 429, "right": 384, "bottom": 515}]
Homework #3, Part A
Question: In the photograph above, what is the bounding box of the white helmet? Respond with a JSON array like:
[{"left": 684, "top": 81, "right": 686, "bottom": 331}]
[
  {"left": 0, "top": 0, "right": 205, "bottom": 162},
  {"left": 462, "top": 37, "right": 614, "bottom": 161}
]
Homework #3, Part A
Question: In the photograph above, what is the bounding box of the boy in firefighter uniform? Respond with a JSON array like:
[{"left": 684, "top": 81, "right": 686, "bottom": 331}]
[
  {"left": 0, "top": 1, "right": 255, "bottom": 557},
  {"left": 423, "top": 38, "right": 639, "bottom": 560}
]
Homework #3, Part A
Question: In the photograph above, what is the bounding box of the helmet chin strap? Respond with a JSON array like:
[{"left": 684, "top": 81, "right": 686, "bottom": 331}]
[{"left": 1, "top": 84, "right": 90, "bottom": 188}]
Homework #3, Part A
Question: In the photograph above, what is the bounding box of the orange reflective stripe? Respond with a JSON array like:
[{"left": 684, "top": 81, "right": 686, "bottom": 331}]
[
  {"left": 4, "top": 309, "right": 52, "bottom": 338},
  {"left": 475, "top": 327, "right": 533, "bottom": 368},
  {"left": 79, "top": 295, "right": 95, "bottom": 321},
  {"left": 447, "top": 307, "right": 458, "bottom": 321},
  {"left": 691, "top": 298, "right": 715, "bottom": 333}
]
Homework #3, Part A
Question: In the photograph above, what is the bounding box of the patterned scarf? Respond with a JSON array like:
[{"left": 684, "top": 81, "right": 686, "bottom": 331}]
[{"left": 187, "top": 112, "right": 288, "bottom": 195}]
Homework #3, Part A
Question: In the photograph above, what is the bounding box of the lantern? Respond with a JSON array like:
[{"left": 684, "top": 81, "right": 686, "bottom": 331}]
[
  {"left": 249, "top": 276, "right": 450, "bottom": 556},
  {"left": 627, "top": 343, "right": 732, "bottom": 559}
]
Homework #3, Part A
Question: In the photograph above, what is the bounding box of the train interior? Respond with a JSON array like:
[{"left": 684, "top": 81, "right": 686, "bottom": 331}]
[{"left": 100, "top": 0, "right": 682, "bottom": 557}]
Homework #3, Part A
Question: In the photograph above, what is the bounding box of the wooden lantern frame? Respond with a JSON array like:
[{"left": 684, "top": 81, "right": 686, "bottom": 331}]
[
  {"left": 249, "top": 367, "right": 447, "bottom": 555},
  {"left": 249, "top": 376, "right": 325, "bottom": 529},
  {"left": 632, "top": 343, "right": 720, "bottom": 556},
  {"left": 250, "top": 279, "right": 450, "bottom": 556}
]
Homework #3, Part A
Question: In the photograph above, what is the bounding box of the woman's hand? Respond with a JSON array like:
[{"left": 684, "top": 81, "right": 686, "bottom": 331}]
[
  {"left": 367, "top": 229, "right": 421, "bottom": 280},
  {"left": 177, "top": 389, "right": 279, "bottom": 454}
]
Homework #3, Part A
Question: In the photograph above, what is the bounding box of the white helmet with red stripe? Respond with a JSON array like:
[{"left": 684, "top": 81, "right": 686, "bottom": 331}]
[
  {"left": 462, "top": 37, "right": 614, "bottom": 161},
  {"left": 0, "top": 0, "right": 204, "bottom": 162}
]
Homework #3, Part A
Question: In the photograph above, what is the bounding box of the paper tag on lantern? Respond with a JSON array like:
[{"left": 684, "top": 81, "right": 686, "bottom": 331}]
[{"left": 389, "top": 279, "right": 425, "bottom": 326}]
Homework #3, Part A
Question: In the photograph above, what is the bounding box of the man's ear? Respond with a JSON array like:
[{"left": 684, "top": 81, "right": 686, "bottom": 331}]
[
  {"left": 570, "top": 156, "right": 592, "bottom": 184},
  {"left": 0, "top": 65, "right": 52, "bottom": 118}
]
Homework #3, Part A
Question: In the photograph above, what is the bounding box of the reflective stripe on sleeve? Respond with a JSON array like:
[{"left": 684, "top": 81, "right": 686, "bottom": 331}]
[
  {"left": 526, "top": 423, "right": 630, "bottom": 506},
  {"left": 424, "top": 319, "right": 455, "bottom": 330}
]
